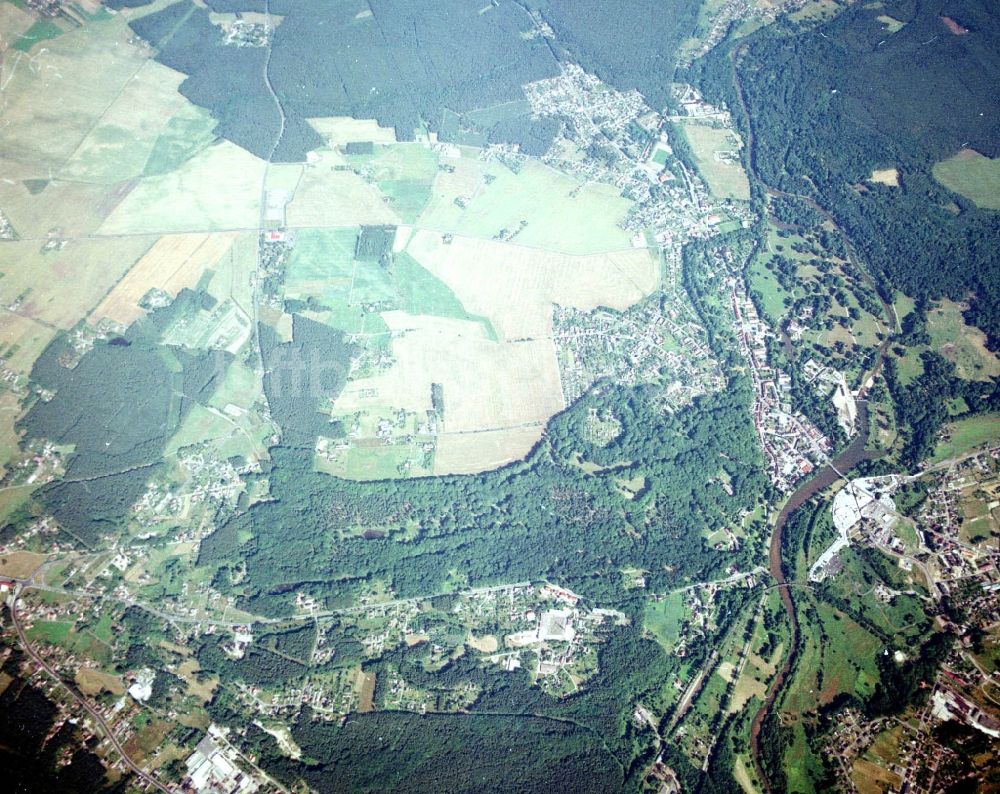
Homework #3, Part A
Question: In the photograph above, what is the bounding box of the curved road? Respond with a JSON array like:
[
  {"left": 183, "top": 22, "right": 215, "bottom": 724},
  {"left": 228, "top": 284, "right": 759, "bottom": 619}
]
[{"left": 8, "top": 593, "right": 175, "bottom": 794}]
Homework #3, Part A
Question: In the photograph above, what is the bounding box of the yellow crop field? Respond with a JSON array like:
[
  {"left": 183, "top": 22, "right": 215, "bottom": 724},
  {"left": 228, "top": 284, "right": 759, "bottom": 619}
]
[
  {"left": 0, "top": 550, "right": 48, "bottom": 579},
  {"left": 434, "top": 425, "right": 545, "bottom": 475},
  {"left": 0, "top": 312, "right": 57, "bottom": 375},
  {"left": 91, "top": 233, "right": 238, "bottom": 325},
  {"left": 99, "top": 141, "right": 266, "bottom": 234},
  {"left": 870, "top": 168, "right": 900, "bottom": 187},
  {"left": 405, "top": 230, "right": 659, "bottom": 340},
  {"left": 75, "top": 668, "right": 125, "bottom": 697}
]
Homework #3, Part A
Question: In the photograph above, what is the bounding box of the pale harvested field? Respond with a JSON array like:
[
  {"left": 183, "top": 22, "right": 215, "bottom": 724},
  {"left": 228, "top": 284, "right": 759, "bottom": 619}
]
[
  {"left": 285, "top": 153, "right": 400, "bottom": 227},
  {"left": 0, "top": 237, "right": 154, "bottom": 328},
  {"left": 467, "top": 634, "right": 499, "bottom": 653},
  {"left": 0, "top": 2, "right": 35, "bottom": 47},
  {"left": 870, "top": 168, "right": 900, "bottom": 186},
  {"left": 60, "top": 60, "right": 193, "bottom": 184},
  {"left": 91, "top": 233, "right": 238, "bottom": 325},
  {"left": 0, "top": 12, "right": 149, "bottom": 168},
  {"left": 418, "top": 156, "right": 635, "bottom": 254},
  {"left": 0, "top": 161, "right": 138, "bottom": 238},
  {"left": 205, "top": 232, "right": 258, "bottom": 313},
  {"left": 0, "top": 391, "right": 25, "bottom": 476},
  {"left": 406, "top": 229, "right": 659, "bottom": 340},
  {"left": 178, "top": 659, "right": 217, "bottom": 703},
  {"left": 307, "top": 117, "right": 398, "bottom": 145},
  {"left": 336, "top": 312, "right": 563, "bottom": 434},
  {"left": 0, "top": 550, "right": 47, "bottom": 579},
  {"left": 100, "top": 141, "right": 266, "bottom": 234},
  {"left": 0, "top": 312, "right": 57, "bottom": 375},
  {"left": 727, "top": 670, "right": 767, "bottom": 714},
  {"left": 76, "top": 668, "right": 125, "bottom": 697},
  {"left": 434, "top": 425, "right": 546, "bottom": 475}
]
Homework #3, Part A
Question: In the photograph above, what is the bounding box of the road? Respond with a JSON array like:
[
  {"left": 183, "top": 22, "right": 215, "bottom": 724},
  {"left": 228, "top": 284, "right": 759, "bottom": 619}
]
[{"left": 7, "top": 589, "right": 175, "bottom": 794}]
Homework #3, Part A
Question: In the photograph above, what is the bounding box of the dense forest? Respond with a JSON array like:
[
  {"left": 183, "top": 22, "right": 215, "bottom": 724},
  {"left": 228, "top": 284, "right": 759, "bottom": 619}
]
[
  {"left": 124, "top": 0, "right": 705, "bottom": 160},
  {"left": 199, "top": 360, "right": 767, "bottom": 615},
  {"left": 694, "top": 0, "right": 1000, "bottom": 347},
  {"left": 17, "top": 290, "right": 231, "bottom": 546}
]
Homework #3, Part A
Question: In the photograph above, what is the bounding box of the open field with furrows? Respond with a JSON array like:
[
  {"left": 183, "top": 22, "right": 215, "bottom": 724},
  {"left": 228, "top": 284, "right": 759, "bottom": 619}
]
[
  {"left": 675, "top": 120, "right": 751, "bottom": 201},
  {"left": 933, "top": 149, "right": 1000, "bottom": 209},
  {"left": 0, "top": 9, "right": 149, "bottom": 168},
  {"left": 285, "top": 149, "right": 402, "bottom": 227},
  {"left": 99, "top": 141, "right": 267, "bottom": 234},
  {"left": 433, "top": 425, "right": 546, "bottom": 475},
  {"left": 417, "top": 153, "right": 635, "bottom": 254},
  {"left": 91, "top": 233, "right": 238, "bottom": 326},
  {"left": 405, "top": 230, "right": 659, "bottom": 340},
  {"left": 0, "top": 236, "right": 154, "bottom": 328},
  {"left": 0, "top": 158, "right": 138, "bottom": 238},
  {"left": 308, "top": 117, "right": 398, "bottom": 146},
  {"left": 335, "top": 312, "right": 564, "bottom": 434},
  {"left": 59, "top": 60, "right": 198, "bottom": 184}
]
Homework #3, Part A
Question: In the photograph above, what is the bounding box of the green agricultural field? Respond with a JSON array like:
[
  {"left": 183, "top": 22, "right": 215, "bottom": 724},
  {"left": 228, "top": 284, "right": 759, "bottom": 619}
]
[
  {"left": 418, "top": 156, "right": 634, "bottom": 254},
  {"left": 346, "top": 143, "right": 439, "bottom": 223},
  {"left": 165, "top": 403, "right": 236, "bottom": 456},
  {"left": 931, "top": 413, "right": 1000, "bottom": 463},
  {"left": 933, "top": 150, "right": 1000, "bottom": 210},
  {"left": 393, "top": 252, "right": 496, "bottom": 338},
  {"left": 144, "top": 103, "right": 220, "bottom": 178},
  {"left": 876, "top": 14, "right": 906, "bottom": 33},
  {"left": 643, "top": 592, "right": 687, "bottom": 650},
  {"left": 13, "top": 19, "right": 65, "bottom": 52},
  {"left": 675, "top": 120, "right": 751, "bottom": 201}
]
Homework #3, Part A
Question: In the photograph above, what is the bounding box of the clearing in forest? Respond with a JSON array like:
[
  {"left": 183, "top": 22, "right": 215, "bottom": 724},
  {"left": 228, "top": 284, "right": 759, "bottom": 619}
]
[{"left": 933, "top": 149, "right": 1000, "bottom": 209}]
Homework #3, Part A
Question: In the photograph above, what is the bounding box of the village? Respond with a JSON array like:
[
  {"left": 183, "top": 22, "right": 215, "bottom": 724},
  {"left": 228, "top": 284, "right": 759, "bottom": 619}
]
[
  {"left": 730, "top": 277, "right": 833, "bottom": 491},
  {"left": 552, "top": 290, "right": 724, "bottom": 412}
]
